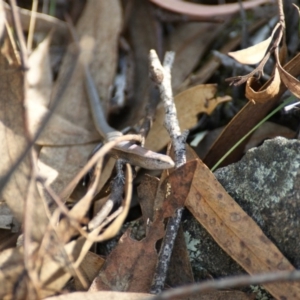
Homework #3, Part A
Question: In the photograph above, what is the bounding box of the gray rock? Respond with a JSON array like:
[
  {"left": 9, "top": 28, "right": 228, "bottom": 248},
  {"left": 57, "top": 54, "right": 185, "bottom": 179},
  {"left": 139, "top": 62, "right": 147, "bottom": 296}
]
[{"left": 183, "top": 137, "right": 300, "bottom": 281}]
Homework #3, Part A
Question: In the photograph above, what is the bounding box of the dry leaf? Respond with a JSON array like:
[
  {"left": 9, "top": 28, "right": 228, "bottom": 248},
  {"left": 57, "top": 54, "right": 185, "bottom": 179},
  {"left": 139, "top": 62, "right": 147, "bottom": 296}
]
[
  {"left": 276, "top": 56, "right": 300, "bottom": 99},
  {"left": 178, "top": 17, "right": 271, "bottom": 90},
  {"left": 38, "top": 144, "right": 96, "bottom": 199},
  {"left": 244, "top": 121, "right": 296, "bottom": 151},
  {"left": 0, "top": 247, "right": 26, "bottom": 299},
  {"left": 25, "top": 34, "right": 100, "bottom": 145},
  {"left": 89, "top": 225, "right": 164, "bottom": 293},
  {"left": 0, "top": 37, "right": 49, "bottom": 241},
  {"left": 245, "top": 67, "right": 281, "bottom": 103},
  {"left": 146, "top": 84, "right": 231, "bottom": 152},
  {"left": 26, "top": 34, "right": 52, "bottom": 109},
  {"left": 89, "top": 161, "right": 196, "bottom": 292},
  {"left": 228, "top": 35, "right": 273, "bottom": 65},
  {"left": 0, "top": 38, "right": 29, "bottom": 224},
  {"left": 185, "top": 159, "right": 300, "bottom": 299},
  {"left": 167, "top": 226, "right": 194, "bottom": 287},
  {"left": 37, "top": 238, "right": 87, "bottom": 298},
  {"left": 74, "top": 251, "right": 105, "bottom": 291},
  {"left": 137, "top": 175, "right": 160, "bottom": 223},
  {"left": 204, "top": 52, "right": 300, "bottom": 168}
]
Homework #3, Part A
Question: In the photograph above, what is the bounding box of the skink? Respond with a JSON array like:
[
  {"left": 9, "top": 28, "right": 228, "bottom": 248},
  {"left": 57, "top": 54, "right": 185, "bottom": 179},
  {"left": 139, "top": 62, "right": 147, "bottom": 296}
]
[{"left": 84, "top": 66, "right": 175, "bottom": 170}]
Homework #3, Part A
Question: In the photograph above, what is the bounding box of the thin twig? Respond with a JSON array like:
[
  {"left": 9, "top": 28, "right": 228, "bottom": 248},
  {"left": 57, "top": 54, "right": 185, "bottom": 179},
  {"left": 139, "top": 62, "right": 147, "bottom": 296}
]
[
  {"left": 149, "top": 50, "right": 187, "bottom": 294},
  {"left": 59, "top": 134, "right": 142, "bottom": 200},
  {"left": 9, "top": 0, "right": 28, "bottom": 69},
  {"left": 149, "top": 50, "right": 186, "bottom": 167},
  {"left": 213, "top": 50, "right": 270, "bottom": 81},
  {"left": 147, "top": 270, "right": 300, "bottom": 300},
  {"left": 88, "top": 160, "right": 125, "bottom": 231},
  {"left": 27, "top": 0, "right": 38, "bottom": 53}
]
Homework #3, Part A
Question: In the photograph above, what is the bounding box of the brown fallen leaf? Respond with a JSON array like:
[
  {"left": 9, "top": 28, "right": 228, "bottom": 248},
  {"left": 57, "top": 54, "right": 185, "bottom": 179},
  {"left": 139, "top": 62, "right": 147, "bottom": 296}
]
[
  {"left": 167, "top": 225, "right": 194, "bottom": 287},
  {"left": 244, "top": 121, "right": 296, "bottom": 151},
  {"left": 74, "top": 251, "right": 105, "bottom": 291},
  {"left": 137, "top": 175, "right": 160, "bottom": 223},
  {"left": 203, "top": 52, "right": 300, "bottom": 168},
  {"left": 89, "top": 161, "right": 197, "bottom": 293},
  {"left": 275, "top": 45, "right": 300, "bottom": 99},
  {"left": 245, "top": 67, "right": 281, "bottom": 103},
  {"left": 185, "top": 159, "right": 300, "bottom": 299},
  {"left": 137, "top": 174, "right": 195, "bottom": 289},
  {"left": 146, "top": 84, "right": 231, "bottom": 152},
  {"left": 88, "top": 224, "right": 165, "bottom": 293}
]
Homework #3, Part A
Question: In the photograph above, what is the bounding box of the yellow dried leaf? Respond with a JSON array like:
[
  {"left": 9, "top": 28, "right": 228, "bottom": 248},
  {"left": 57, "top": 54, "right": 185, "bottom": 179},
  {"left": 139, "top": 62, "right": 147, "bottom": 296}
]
[
  {"left": 146, "top": 84, "right": 231, "bottom": 152},
  {"left": 228, "top": 35, "right": 272, "bottom": 65}
]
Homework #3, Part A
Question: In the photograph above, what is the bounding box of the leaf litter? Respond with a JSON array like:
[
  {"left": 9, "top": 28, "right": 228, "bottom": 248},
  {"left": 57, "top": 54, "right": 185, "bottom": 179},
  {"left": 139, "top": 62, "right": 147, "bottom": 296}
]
[{"left": 1, "top": 0, "right": 300, "bottom": 300}]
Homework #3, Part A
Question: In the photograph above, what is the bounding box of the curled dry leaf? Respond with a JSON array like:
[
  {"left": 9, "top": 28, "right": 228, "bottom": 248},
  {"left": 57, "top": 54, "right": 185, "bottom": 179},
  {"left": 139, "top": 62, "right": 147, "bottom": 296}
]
[
  {"left": 185, "top": 159, "right": 300, "bottom": 299},
  {"left": 145, "top": 84, "right": 231, "bottom": 152},
  {"left": 149, "top": 0, "right": 272, "bottom": 19},
  {"left": 245, "top": 67, "right": 281, "bottom": 103},
  {"left": 204, "top": 52, "right": 300, "bottom": 168},
  {"left": 275, "top": 50, "right": 300, "bottom": 99}
]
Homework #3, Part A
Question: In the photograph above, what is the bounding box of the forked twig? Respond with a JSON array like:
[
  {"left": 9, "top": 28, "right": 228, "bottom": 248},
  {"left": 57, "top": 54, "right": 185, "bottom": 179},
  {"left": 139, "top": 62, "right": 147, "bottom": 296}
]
[{"left": 149, "top": 50, "right": 187, "bottom": 294}]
